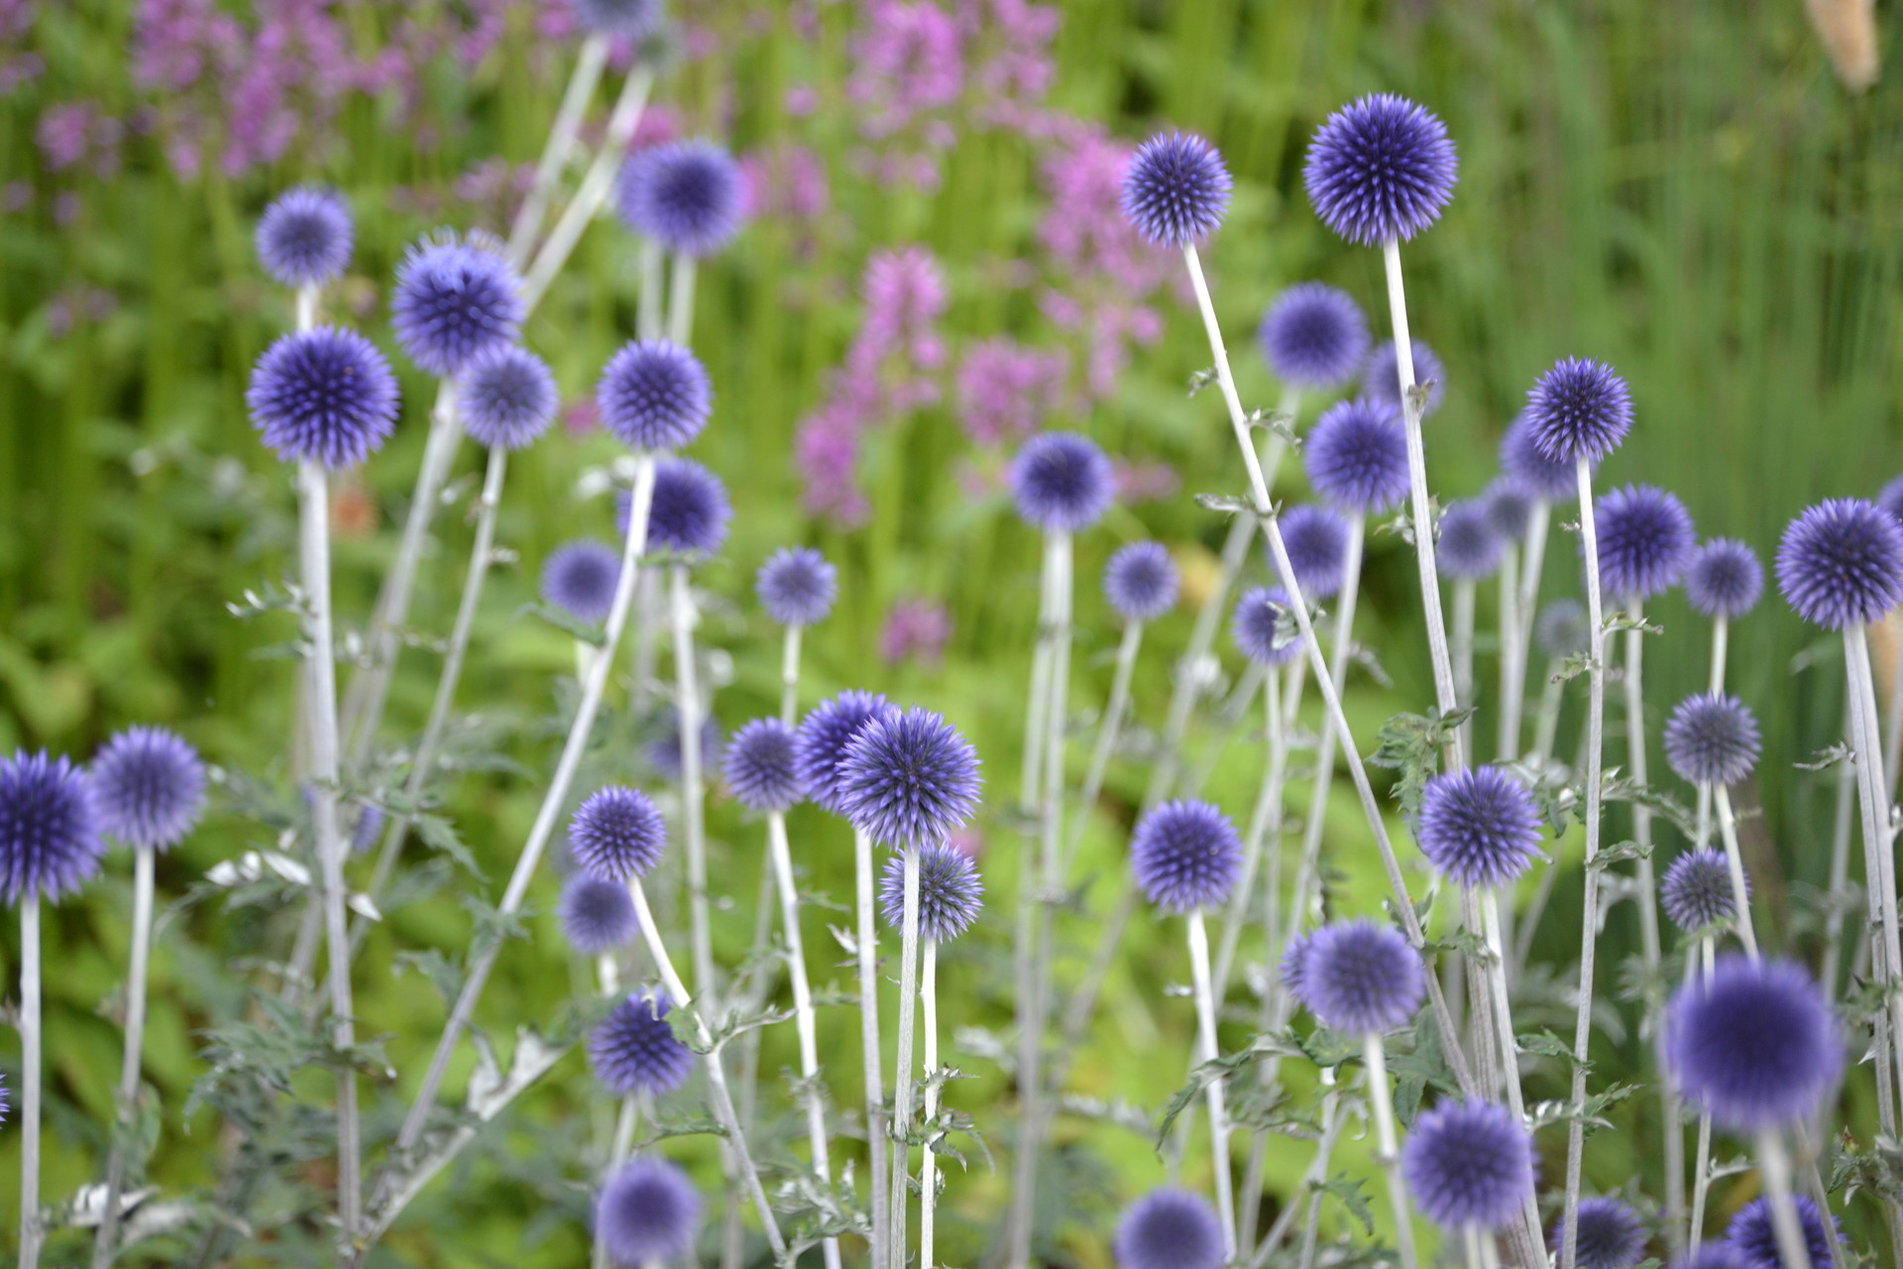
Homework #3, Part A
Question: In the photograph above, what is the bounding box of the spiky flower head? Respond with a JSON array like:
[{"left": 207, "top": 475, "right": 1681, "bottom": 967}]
[
  {"left": 1501, "top": 412, "right": 1586, "bottom": 502},
  {"left": 794, "top": 691, "right": 897, "bottom": 814},
  {"left": 558, "top": 873, "right": 639, "bottom": 956},
  {"left": 623, "top": 458, "right": 731, "bottom": 557},
  {"left": 1665, "top": 955, "right": 1841, "bottom": 1130},
  {"left": 1008, "top": 431, "right": 1115, "bottom": 532},
  {"left": 568, "top": 786, "right": 667, "bottom": 882},
  {"left": 0, "top": 751, "right": 105, "bottom": 905},
  {"left": 616, "top": 140, "right": 746, "bottom": 257},
  {"left": 1524, "top": 357, "right": 1632, "bottom": 464},
  {"left": 756, "top": 547, "right": 837, "bottom": 627},
  {"left": 836, "top": 708, "right": 982, "bottom": 847},
  {"left": 722, "top": 719, "right": 804, "bottom": 814},
  {"left": 1595, "top": 483, "right": 1695, "bottom": 600},
  {"left": 1663, "top": 693, "right": 1761, "bottom": 787},
  {"left": 574, "top": 0, "right": 664, "bottom": 40},
  {"left": 256, "top": 186, "right": 352, "bottom": 288},
  {"left": 1276, "top": 504, "right": 1350, "bottom": 600},
  {"left": 1303, "top": 94, "right": 1458, "bottom": 246},
  {"left": 1295, "top": 918, "right": 1424, "bottom": 1035},
  {"left": 1671, "top": 1248, "right": 1753, "bottom": 1269},
  {"left": 1686, "top": 538, "right": 1764, "bottom": 621},
  {"left": 1878, "top": 474, "right": 1903, "bottom": 525},
  {"left": 348, "top": 801, "right": 384, "bottom": 854},
  {"left": 1548, "top": 1197, "right": 1648, "bottom": 1269},
  {"left": 1278, "top": 929, "right": 1316, "bottom": 998},
  {"left": 878, "top": 843, "right": 984, "bottom": 942},
  {"left": 1399, "top": 1099, "right": 1537, "bottom": 1230},
  {"left": 1484, "top": 478, "right": 1535, "bottom": 542},
  {"left": 598, "top": 339, "right": 712, "bottom": 453},
  {"left": 1113, "top": 1187, "right": 1226, "bottom": 1269},
  {"left": 1231, "top": 586, "right": 1301, "bottom": 667},
  {"left": 1130, "top": 800, "right": 1242, "bottom": 913},
  {"left": 589, "top": 991, "right": 693, "bottom": 1097},
  {"left": 1776, "top": 498, "right": 1903, "bottom": 630},
  {"left": 1725, "top": 1194, "right": 1839, "bottom": 1269},
  {"left": 1416, "top": 765, "right": 1544, "bottom": 888},
  {"left": 90, "top": 726, "right": 205, "bottom": 853},
  {"left": 542, "top": 538, "right": 622, "bottom": 625},
  {"left": 391, "top": 237, "right": 523, "bottom": 377},
  {"left": 1104, "top": 541, "right": 1179, "bottom": 623},
  {"left": 1118, "top": 132, "right": 1232, "bottom": 247},
  {"left": 246, "top": 328, "right": 400, "bottom": 468},
  {"left": 1437, "top": 500, "right": 1504, "bottom": 581},
  {"left": 1257, "top": 282, "right": 1370, "bottom": 389},
  {"left": 1362, "top": 338, "right": 1446, "bottom": 417},
  {"left": 597, "top": 1156, "right": 701, "bottom": 1266},
  {"left": 1535, "top": 598, "right": 1589, "bottom": 661},
  {"left": 1660, "top": 850, "right": 1745, "bottom": 932},
  {"left": 1304, "top": 397, "right": 1410, "bottom": 515},
  {"left": 645, "top": 709, "right": 722, "bottom": 782},
  {"left": 459, "top": 345, "right": 557, "bottom": 450}
]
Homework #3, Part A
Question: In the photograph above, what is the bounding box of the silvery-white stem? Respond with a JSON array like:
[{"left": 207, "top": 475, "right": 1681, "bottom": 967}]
[
  {"left": 780, "top": 623, "right": 802, "bottom": 725},
  {"left": 890, "top": 847, "right": 923, "bottom": 1269},
  {"left": 920, "top": 944, "right": 942, "bottom": 1269},
  {"left": 508, "top": 34, "right": 609, "bottom": 265},
  {"left": 722, "top": 861, "right": 780, "bottom": 1269},
  {"left": 1820, "top": 722, "right": 1858, "bottom": 995},
  {"left": 93, "top": 848, "right": 158, "bottom": 1267},
  {"left": 1213, "top": 664, "right": 1294, "bottom": 1001},
  {"left": 1479, "top": 888, "right": 1546, "bottom": 1246},
  {"left": 1755, "top": 1131, "right": 1816, "bottom": 1269},
  {"left": 1886, "top": 628, "right": 1903, "bottom": 799},
  {"left": 669, "top": 563, "right": 717, "bottom": 1009},
  {"left": 520, "top": 65, "right": 656, "bottom": 310},
  {"left": 1244, "top": 1068, "right": 1344, "bottom": 1268},
  {"left": 1845, "top": 625, "right": 1903, "bottom": 1107},
  {"left": 1695, "top": 616, "right": 1729, "bottom": 848},
  {"left": 1453, "top": 576, "right": 1477, "bottom": 759},
  {"left": 1688, "top": 937, "right": 1715, "bottom": 1245},
  {"left": 638, "top": 238, "right": 665, "bottom": 341},
  {"left": 1473, "top": 1226, "right": 1501, "bottom": 1269},
  {"left": 1064, "top": 619, "right": 1144, "bottom": 876},
  {"left": 1296, "top": 1066, "right": 1339, "bottom": 1269},
  {"left": 1145, "top": 513, "right": 1252, "bottom": 809},
  {"left": 1530, "top": 655, "right": 1567, "bottom": 773},
  {"left": 19, "top": 896, "right": 42, "bottom": 1267},
  {"left": 1494, "top": 544, "right": 1520, "bottom": 765},
  {"left": 1362, "top": 1034, "right": 1419, "bottom": 1269},
  {"left": 591, "top": 1095, "right": 642, "bottom": 1269},
  {"left": 1622, "top": 599, "right": 1666, "bottom": 981},
  {"left": 1712, "top": 782, "right": 1760, "bottom": 958},
  {"left": 295, "top": 284, "right": 318, "bottom": 333},
  {"left": 667, "top": 253, "right": 696, "bottom": 346},
  {"left": 1186, "top": 910, "right": 1237, "bottom": 1255},
  {"left": 1504, "top": 501, "right": 1552, "bottom": 763},
  {"left": 855, "top": 826, "right": 890, "bottom": 1266},
  {"left": 1289, "top": 519, "right": 1368, "bottom": 936}
]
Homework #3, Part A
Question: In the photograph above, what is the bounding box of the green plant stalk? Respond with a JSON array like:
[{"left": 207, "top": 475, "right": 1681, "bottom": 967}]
[
  {"left": 1755, "top": 1131, "right": 1816, "bottom": 1269},
  {"left": 1712, "top": 782, "right": 1759, "bottom": 958},
  {"left": 1062, "top": 618, "right": 1142, "bottom": 878},
  {"left": 1503, "top": 501, "right": 1552, "bottom": 764},
  {"left": 780, "top": 623, "right": 803, "bottom": 724},
  {"left": 1687, "top": 937, "right": 1715, "bottom": 1245},
  {"left": 1212, "top": 660, "right": 1301, "bottom": 1002},
  {"left": 1842, "top": 628, "right": 1903, "bottom": 1123},
  {"left": 1694, "top": 615, "right": 1730, "bottom": 848},
  {"left": 1494, "top": 542, "right": 1521, "bottom": 764},
  {"left": 590, "top": 1095, "right": 641, "bottom": 1269},
  {"left": 668, "top": 253, "right": 697, "bottom": 346},
  {"left": 1621, "top": 598, "right": 1672, "bottom": 1239}
]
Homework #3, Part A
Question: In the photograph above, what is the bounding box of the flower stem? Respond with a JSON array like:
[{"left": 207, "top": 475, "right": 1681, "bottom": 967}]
[
  {"left": 1694, "top": 615, "right": 1730, "bottom": 849},
  {"left": 1494, "top": 543, "right": 1521, "bottom": 764},
  {"left": 1144, "top": 513, "right": 1253, "bottom": 809},
  {"left": 1478, "top": 888, "right": 1545, "bottom": 1246},
  {"left": 1502, "top": 501, "right": 1552, "bottom": 763},
  {"left": 1186, "top": 910, "right": 1237, "bottom": 1255},
  {"left": 591, "top": 1095, "right": 642, "bottom": 1269},
  {"left": 667, "top": 253, "right": 697, "bottom": 346},
  {"left": 780, "top": 624, "right": 803, "bottom": 725},
  {"left": 890, "top": 846, "right": 923, "bottom": 1269},
  {"left": 1622, "top": 599, "right": 1666, "bottom": 980},
  {"left": 1213, "top": 662, "right": 1297, "bottom": 1001},
  {"left": 1362, "top": 1034, "right": 1419, "bottom": 1269},
  {"left": 1755, "top": 1131, "right": 1817, "bottom": 1269},
  {"left": 1820, "top": 723, "right": 1858, "bottom": 996},
  {"left": 19, "top": 896, "right": 42, "bottom": 1268},
  {"left": 920, "top": 943, "right": 942, "bottom": 1269},
  {"left": 855, "top": 826, "right": 891, "bottom": 1266},
  {"left": 1844, "top": 624, "right": 1903, "bottom": 1111},
  {"left": 92, "top": 847, "right": 158, "bottom": 1268},
  {"left": 669, "top": 563, "right": 718, "bottom": 1013},
  {"left": 1243, "top": 1067, "right": 1344, "bottom": 1268},
  {"left": 1289, "top": 519, "right": 1367, "bottom": 939},
  {"left": 507, "top": 34, "right": 609, "bottom": 265},
  {"left": 1453, "top": 576, "right": 1476, "bottom": 759},
  {"left": 1687, "top": 938, "right": 1715, "bottom": 1245},
  {"left": 1712, "top": 783, "right": 1760, "bottom": 958},
  {"left": 1064, "top": 619, "right": 1143, "bottom": 876}
]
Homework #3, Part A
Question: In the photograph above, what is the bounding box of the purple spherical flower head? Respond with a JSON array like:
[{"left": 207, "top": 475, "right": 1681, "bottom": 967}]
[
  {"left": 1878, "top": 474, "right": 1903, "bottom": 525},
  {"left": 1118, "top": 131, "right": 1232, "bottom": 248},
  {"left": 0, "top": 751, "right": 105, "bottom": 905},
  {"left": 543, "top": 539, "right": 622, "bottom": 625},
  {"left": 348, "top": 801, "right": 384, "bottom": 854},
  {"left": 1501, "top": 412, "right": 1584, "bottom": 502},
  {"left": 1296, "top": 918, "right": 1424, "bottom": 1035},
  {"left": 590, "top": 991, "right": 693, "bottom": 1097},
  {"left": 1304, "top": 94, "right": 1458, "bottom": 247},
  {"left": 1595, "top": 484, "right": 1695, "bottom": 601},
  {"left": 1008, "top": 431, "right": 1114, "bottom": 532},
  {"left": 1278, "top": 929, "right": 1316, "bottom": 998},
  {"left": 1525, "top": 357, "right": 1632, "bottom": 464},
  {"left": 1686, "top": 539, "right": 1764, "bottom": 621},
  {"left": 597, "top": 1156, "right": 701, "bottom": 1266},
  {"left": 256, "top": 186, "right": 352, "bottom": 288},
  {"left": 1673, "top": 1249, "right": 1754, "bottom": 1269},
  {"left": 1663, "top": 693, "right": 1760, "bottom": 787},
  {"left": 756, "top": 546, "right": 837, "bottom": 626},
  {"left": 1305, "top": 398, "right": 1410, "bottom": 515},
  {"left": 878, "top": 843, "right": 984, "bottom": 942},
  {"left": 723, "top": 718, "right": 803, "bottom": 814},
  {"left": 616, "top": 140, "right": 745, "bottom": 257},
  {"left": 458, "top": 345, "right": 556, "bottom": 450},
  {"left": 1113, "top": 1186, "right": 1226, "bottom": 1269},
  {"left": 559, "top": 873, "right": 638, "bottom": 955},
  {"left": 391, "top": 238, "right": 523, "bottom": 378},
  {"left": 1257, "top": 282, "right": 1370, "bottom": 389},
  {"left": 1665, "top": 955, "right": 1841, "bottom": 1131},
  {"left": 1400, "top": 1099, "right": 1536, "bottom": 1230},
  {"left": 1130, "top": 800, "right": 1242, "bottom": 913},
  {"left": 1104, "top": 541, "right": 1179, "bottom": 623},
  {"left": 1726, "top": 1194, "right": 1838, "bottom": 1269},
  {"left": 1776, "top": 498, "right": 1903, "bottom": 630},
  {"left": 91, "top": 725, "right": 205, "bottom": 853},
  {"left": 623, "top": 458, "right": 731, "bottom": 557},
  {"left": 1362, "top": 338, "right": 1446, "bottom": 417},
  {"left": 1661, "top": 850, "right": 1746, "bottom": 932},
  {"left": 1438, "top": 500, "right": 1503, "bottom": 581},
  {"left": 795, "top": 691, "right": 897, "bottom": 814},
  {"left": 1484, "top": 478, "right": 1535, "bottom": 542},
  {"left": 598, "top": 340, "right": 712, "bottom": 453},
  {"left": 1549, "top": 1196, "right": 1648, "bottom": 1269},
  {"left": 836, "top": 708, "right": 981, "bottom": 847},
  {"left": 1232, "top": 585, "right": 1301, "bottom": 667},
  {"left": 246, "top": 328, "right": 400, "bottom": 468},
  {"left": 646, "top": 709, "right": 723, "bottom": 782},
  {"left": 574, "top": 0, "right": 663, "bottom": 40},
  {"left": 568, "top": 786, "right": 666, "bottom": 882},
  {"left": 1536, "top": 598, "right": 1589, "bottom": 660},
  {"left": 1416, "top": 765, "right": 1543, "bottom": 888},
  {"left": 1276, "top": 503, "right": 1350, "bottom": 600}
]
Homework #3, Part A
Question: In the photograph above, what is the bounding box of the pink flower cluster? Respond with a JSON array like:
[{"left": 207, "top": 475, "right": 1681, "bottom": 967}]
[{"left": 880, "top": 597, "right": 953, "bottom": 667}]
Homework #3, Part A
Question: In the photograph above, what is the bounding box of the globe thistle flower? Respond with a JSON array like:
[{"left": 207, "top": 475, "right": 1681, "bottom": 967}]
[
  {"left": 722, "top": 719, "right": 803, "bottom": 814},
  {"left": 1362, "top": 338, "right": 1446, "bottom": 417},
  {"left": 1277, "top": 503, "right": 1351, "bottom": 600},
  {"left": 1663, "top": 693, "right": 1761, "bottom": 787},
  {"left": 615, "top": 140, "right": 746, "bottom": 257},
  {"left": 1595, "top": 484, "right": 1695, "bottom": 601},
  {"left": 391, "top": 238, "right": 523, "bottom": 378},
  {"left": 1257, "top": 282, "right": 1370, "bottom": 389},
  {"left": 596, "top": 1156, "right": 701, "bottom": 1266},
  {"left": 1686, "top": 539, "right": 1764, "bottom": 621},
  {"left": 1665, "top": 955, "right": 1841, "bottom": 1130},
  {"left": 1501, "top": 412, "right": 1585, "bottom": 502},
  {"left": 836, "top": 708, "right": 982, "bottom": 847},
  {"left": 574, "top": 0, "right": 663, "bottom": 40},
  {"left": 1671, "top": 1248, "right": 1754, "bottom": 1269},
  {"left": 1303, "top": 94, "right": 1459, "bottom": 247},
  {"left": 246, "top": 328, "right": 400, "bottom": 468},
  {"left": 1437, "top": 500, "right": 1504, "bottom": 580},
  {"left": 1008, "top": 431, "right": 1115, "bottom": 533},
  {"left": 1304, "top": 398, "right": 1410, "bottom": 515},
  {"left": 1484, "top": 478, "right": 1536, "bottom": 542},
  {"left": 1112, "top": 1186, "right": 1226, "bottom": 1269},
  {"left": 1399, "top": 1099, "right": 1537, "bottom": 1230},
  {"left": 878, "top": 843, "right": 984, "bottom": 942},
  {"left": 0, "top": 750, "right": 105, "bottom": 905},
  {"left": 348, "top": 801, "right": 384, "bottom": 853},
  {"left": 1725, "top": 1194, "right": 1839, "bottom": 1269},
  {"left": 568, "top": 786, "right": 667, "bottom": 882},
  {"left": 1231, "top": 585, "right": 1301, "bottom": 666},
  {"left": 1524, "top": 357, "right": 1633, "bottom": 465},
  {"left": 756, "top": 547, "right": 837, "bottom": 627},
  {"left": 597, "top": 340, "right": 712, "bottom": 453},
  {"left": 1104, "top": 541, "right": 1179, "bottom": 622},
  {"left": 542, "top": 539, "right": 622, "bottom": 625},
  {"left": 795, "top": 691, "right": 897, "bottom": 814},
  {"left": 1661, "top": 849, "right": 1746, "bottom": 932},
  {"left": 255, "top": 186, "right": 352, "bottom": 289},
  {"left": 1118, "top": 131, "right": 1232, "bottom": 248},
  {"left": 559, "top": 873, "right": 639, "bottom": 956},
  {"left": 1295, "top": 918, "right": 1424, "bottom": 1034},
  {"left": 1548, "top": 1196, "right": 1648, "bottom": 1269},
  {"left": 645, "top": 709, "right": 723, "bottom": 782},
  {"left": 1536, "top": 598, "right": 1590, "bottom": 660},
  {"left": 1130, "top": 800, "right": 1243, "bottom": 913},
  {"left": 91, "top": 725, "right": 205, "bottom": 852},
  {"left": 624, "top": 458, "right": 731, "bottom": 557},
  {"left": 458, "top": 345, "right": 557, "bottom": 450},
  {"left": 1878, "top": 474, "right": 1903, "bottom": 525},
  {"left": 1416, "top": 765, "right": 1544, "bottom": 888},
  {"left": 589, "top": 991, "right": 693, "bottom": 1096},
  {"left": 1775, "top": 498, "right": 1903, "bottom": 630},
  {"left": 1278, "top": 929, "right": 1316, "bottom": 998}
]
